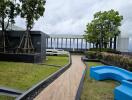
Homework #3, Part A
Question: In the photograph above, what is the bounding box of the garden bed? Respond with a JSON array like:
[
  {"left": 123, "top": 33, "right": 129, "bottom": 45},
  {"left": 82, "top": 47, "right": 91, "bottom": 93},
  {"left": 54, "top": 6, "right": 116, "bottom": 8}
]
[{"left": 80, "top": 61, "right": 119, "bottom": 100}]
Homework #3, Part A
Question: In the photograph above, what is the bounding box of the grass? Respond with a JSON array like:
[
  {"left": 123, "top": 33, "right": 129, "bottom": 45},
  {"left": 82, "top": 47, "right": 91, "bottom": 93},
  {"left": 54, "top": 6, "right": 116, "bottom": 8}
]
[
  {"left": 80, "top": 62, "right": 119, "bottom": 100},
  {"left": 0, "top": 62, "right": 59, "bottom": 91},
  {"left": 44, "top": 56, "right": 69, "bottom": 66},
  {"left": 0, "top": 55, "right": 69, "bottom": 91},
  {"left": 0, "top": 95, "right": 15, "bottom": 100}
]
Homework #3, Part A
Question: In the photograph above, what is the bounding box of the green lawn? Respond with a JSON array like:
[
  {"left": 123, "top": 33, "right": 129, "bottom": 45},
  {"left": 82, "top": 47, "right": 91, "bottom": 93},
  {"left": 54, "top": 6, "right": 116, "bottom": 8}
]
[
  {"left": 0, "top": 62, "right": 59, "bottom": 91},
  {"left": 0, "top": 55, "right": 69, "bottom": 91},
  {"left": 0, "top": 95, "right": 15, "bottom": 100},
  {"left": 80, "top": 62, "right": 119, "bottom": 100},
  {"left": 0, "top": 55, "right": 69, "bottom": 100},
  {"left": 44, "top": 56, "right": 69, "bottom": 66}
]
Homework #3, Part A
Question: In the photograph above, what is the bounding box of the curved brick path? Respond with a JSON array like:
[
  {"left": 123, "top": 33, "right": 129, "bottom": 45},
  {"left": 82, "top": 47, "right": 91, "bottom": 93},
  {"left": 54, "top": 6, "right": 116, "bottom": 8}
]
[{"left": 34, "top": 55, "right": 85, "bottom": 100}]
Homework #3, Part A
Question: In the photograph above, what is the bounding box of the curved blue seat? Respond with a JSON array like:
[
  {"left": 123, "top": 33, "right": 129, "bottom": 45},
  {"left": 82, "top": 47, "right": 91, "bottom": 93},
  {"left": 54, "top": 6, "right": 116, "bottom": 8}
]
[
  {"left": 115, "top": 80, "right": 132, "bottom": 100},
  {"left": 90, "top": 65, "right": 132, "bottom": 100}
]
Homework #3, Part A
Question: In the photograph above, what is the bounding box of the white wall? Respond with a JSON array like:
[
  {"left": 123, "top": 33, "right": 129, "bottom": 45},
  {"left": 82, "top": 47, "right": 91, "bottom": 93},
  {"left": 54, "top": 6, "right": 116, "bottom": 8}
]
[
  {"left": 117, "top": 36, "right": 129, "bottom": 52},
  {"left": 128, "top": 38, "right": 132, "bottom": 52}
]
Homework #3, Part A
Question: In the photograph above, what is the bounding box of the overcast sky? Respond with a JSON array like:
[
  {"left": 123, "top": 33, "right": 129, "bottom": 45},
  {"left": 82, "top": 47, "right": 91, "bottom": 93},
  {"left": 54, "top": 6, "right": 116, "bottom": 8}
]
[{"left": 15, "top": 0, "right": 132, "bottom": 35}]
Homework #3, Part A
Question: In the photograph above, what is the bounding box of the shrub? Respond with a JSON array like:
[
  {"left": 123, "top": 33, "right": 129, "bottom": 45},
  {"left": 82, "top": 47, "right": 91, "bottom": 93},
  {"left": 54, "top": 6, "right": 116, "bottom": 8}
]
[
  {"left": 85, "top": 51, "right": 98, "bottom": 59},
  {"left": 89, "top": 48, "right": 121, "bottom": 54},
  {"left": 85, "top": 51, "right": 132, "bottom": 71},
  {"left": 100, "top": 52, "right": 132, "bottom": 71},
  {"left": 85, "top": 51, "right": 102, "bottom": 59}
]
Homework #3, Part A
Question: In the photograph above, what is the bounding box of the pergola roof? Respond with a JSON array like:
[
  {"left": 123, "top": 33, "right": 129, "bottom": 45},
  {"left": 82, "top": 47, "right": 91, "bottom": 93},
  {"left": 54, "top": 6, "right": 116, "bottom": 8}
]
[{"left": 49, "top": 34, "right": 84, "bottom": 39}]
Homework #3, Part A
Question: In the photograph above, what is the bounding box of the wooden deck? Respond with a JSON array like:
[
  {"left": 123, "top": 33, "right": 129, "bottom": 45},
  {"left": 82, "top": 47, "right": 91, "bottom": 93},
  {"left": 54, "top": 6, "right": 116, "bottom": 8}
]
[{"left": 34, "top": 55, "right": 85, "bottom": 100}]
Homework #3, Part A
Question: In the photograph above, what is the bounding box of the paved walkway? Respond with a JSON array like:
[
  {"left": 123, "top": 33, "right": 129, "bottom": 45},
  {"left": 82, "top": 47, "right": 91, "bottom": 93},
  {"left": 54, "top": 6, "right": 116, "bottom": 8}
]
[{"left": 34, "top": 55, "right": 85, "bottom": 100}]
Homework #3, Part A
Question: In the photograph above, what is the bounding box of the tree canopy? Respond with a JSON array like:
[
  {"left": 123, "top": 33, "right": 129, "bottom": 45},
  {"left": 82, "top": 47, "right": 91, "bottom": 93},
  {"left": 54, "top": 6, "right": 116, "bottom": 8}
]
[
  {"left": 0, "top": 0, "right": 20, "bottom": 30},
  {"left": 20, "top": 0, "right": 46, "bottom": 30},
  {"left": 84, "top": 9, "right": 123, "bottom": 50}
]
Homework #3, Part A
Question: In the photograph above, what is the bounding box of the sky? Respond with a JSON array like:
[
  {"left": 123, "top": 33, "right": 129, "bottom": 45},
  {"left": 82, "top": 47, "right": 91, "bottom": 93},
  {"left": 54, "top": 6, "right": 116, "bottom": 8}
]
[{"left": 15, "top": 0, "right": 132, "bottom": 36}]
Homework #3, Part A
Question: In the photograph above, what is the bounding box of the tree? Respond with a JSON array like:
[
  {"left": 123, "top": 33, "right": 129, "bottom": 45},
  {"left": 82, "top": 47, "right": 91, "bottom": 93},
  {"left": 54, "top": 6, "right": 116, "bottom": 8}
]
[
  {"left": 8, "top": 1, "right": 20, "bottom": 29},
  {"left": 94, "top": 10, "right": 123, "bottom": 49},
  {"left": 0, "top": 0, "right": 20, "bottom": 53},
  {"left": 84, "top": 22, "right": 100, "bottom": 48},
  {"left": 17, "top": 0, "right": 46, "bottom": 53},
  {"left": 84, "top": 9, "right": 123, "bottom": 51}
]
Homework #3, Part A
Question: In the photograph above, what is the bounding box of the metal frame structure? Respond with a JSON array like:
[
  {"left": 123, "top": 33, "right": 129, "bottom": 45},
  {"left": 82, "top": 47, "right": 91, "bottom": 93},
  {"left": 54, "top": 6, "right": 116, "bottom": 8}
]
[{"left": 47, "top": 34, "right": 90, "bottom": 51}]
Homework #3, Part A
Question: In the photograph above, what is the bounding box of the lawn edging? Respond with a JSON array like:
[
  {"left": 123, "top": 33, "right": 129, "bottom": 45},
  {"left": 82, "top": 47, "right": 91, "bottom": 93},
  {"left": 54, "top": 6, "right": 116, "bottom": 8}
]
[
  {"left": 75, "top": 56, "right": 88, "bottom": 100},
  {"left": 38, "top": 63, "right": 62, "bottom": 68},
  {"left": 16, "top": 53, "right": 72, "bottom": 100},
  {"left": 0, "top": 87, "right": 23, "bottom": 97}
]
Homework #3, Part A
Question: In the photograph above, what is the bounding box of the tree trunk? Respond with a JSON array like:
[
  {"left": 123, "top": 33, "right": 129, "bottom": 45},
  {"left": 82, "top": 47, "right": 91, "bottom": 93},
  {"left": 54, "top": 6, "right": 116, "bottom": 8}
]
[
  {"left": 110, "top": 38, "right": 112, "bottom": 49},
  {"left": 114, "top": 35, "right": 117, "bottom": 50},
  {"left": 93, "top": 43, "right": 94, "bottom": 48},
  {"left": 99, "top": 42, "right": 101, "bottom": 52},
  {"left": 95, "top": 43, "right": 98, "bottom": 48},
  {"left": 1, "top": 16, "right": 6, "bottom": 53},
  {"left": 99, "top": 37, "right": 102, "bottom": 52},
  {"left": 104, "top": 42, "right": 107, "bottom": 48}
]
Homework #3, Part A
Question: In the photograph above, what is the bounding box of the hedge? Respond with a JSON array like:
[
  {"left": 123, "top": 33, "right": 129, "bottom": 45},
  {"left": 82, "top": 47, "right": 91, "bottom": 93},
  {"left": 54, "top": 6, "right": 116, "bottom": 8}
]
[
  {"left": 85, "top": 51, "right": 132, "bottom": 71},
  {"left": 89, "top": 48, "right": 121, "bottom": 54}
]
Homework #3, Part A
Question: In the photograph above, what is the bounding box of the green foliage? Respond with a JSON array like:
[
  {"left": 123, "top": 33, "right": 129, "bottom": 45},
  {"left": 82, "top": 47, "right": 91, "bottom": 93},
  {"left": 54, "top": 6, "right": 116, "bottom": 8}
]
[
  {"left": 0, "top": 0, "right": 46, "bottom": 30},
  {"left": 85, "top": 51, "right": 132, "bottom": 71},
  {"left": 89, "top": 48, "right": 121, "bottom": 54},
  {"left": 0, "top": 0, "right": 9, "bottom": 20},
  {"left": 101, "top": 52, "right": 132, "bottom": 71},
  {"left": 0, "top": 0, "right": 20, "bottom": 30},
  {"left": 84, "top": 23, "right": 99, "bottom": 44},
  {"left": 19, "top": 0, "right": 46, "bottom": 30},
  {"left": 84, "top": 9, "right": 123, "bottom": 49},
  {"left": 8, "top": 1, "right": 20, "bottom": 25},
  {"left": 85, "top": 51, "right": 98, "bottom": 59}
]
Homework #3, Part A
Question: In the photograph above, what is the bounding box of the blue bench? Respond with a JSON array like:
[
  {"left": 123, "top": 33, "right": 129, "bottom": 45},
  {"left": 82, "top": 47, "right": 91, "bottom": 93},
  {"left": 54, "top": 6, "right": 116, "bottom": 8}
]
[{"left": 90, "top": 65, "right": 132, "bottom": 100}]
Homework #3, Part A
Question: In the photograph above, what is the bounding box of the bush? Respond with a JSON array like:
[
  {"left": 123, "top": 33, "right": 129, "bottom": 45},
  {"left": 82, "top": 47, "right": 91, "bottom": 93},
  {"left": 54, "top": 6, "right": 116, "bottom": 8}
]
[
  {"left": 85, "top": 51, "right": 97, "bottom": 59},
  {"left": 101, "top": 52, "right": 132, "bottom": 71},
  {"left": 85, "top": 51, "right": 132, "bottom": 71},
  {"left": 85, "top": 51, "right": 101, "bottom": 59},
  {"left": 69, "top": 51, "right": 84, "bottom": 54},
  {"left": 89, "top": 48, "right": 121, "bottom": 54}
]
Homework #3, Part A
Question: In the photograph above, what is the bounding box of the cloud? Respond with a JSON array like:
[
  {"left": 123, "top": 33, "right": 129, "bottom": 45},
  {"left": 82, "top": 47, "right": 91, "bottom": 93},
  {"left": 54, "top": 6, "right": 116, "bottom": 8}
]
[{"left": 15, "top": 0, "right": 132, "bottom": 35}]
